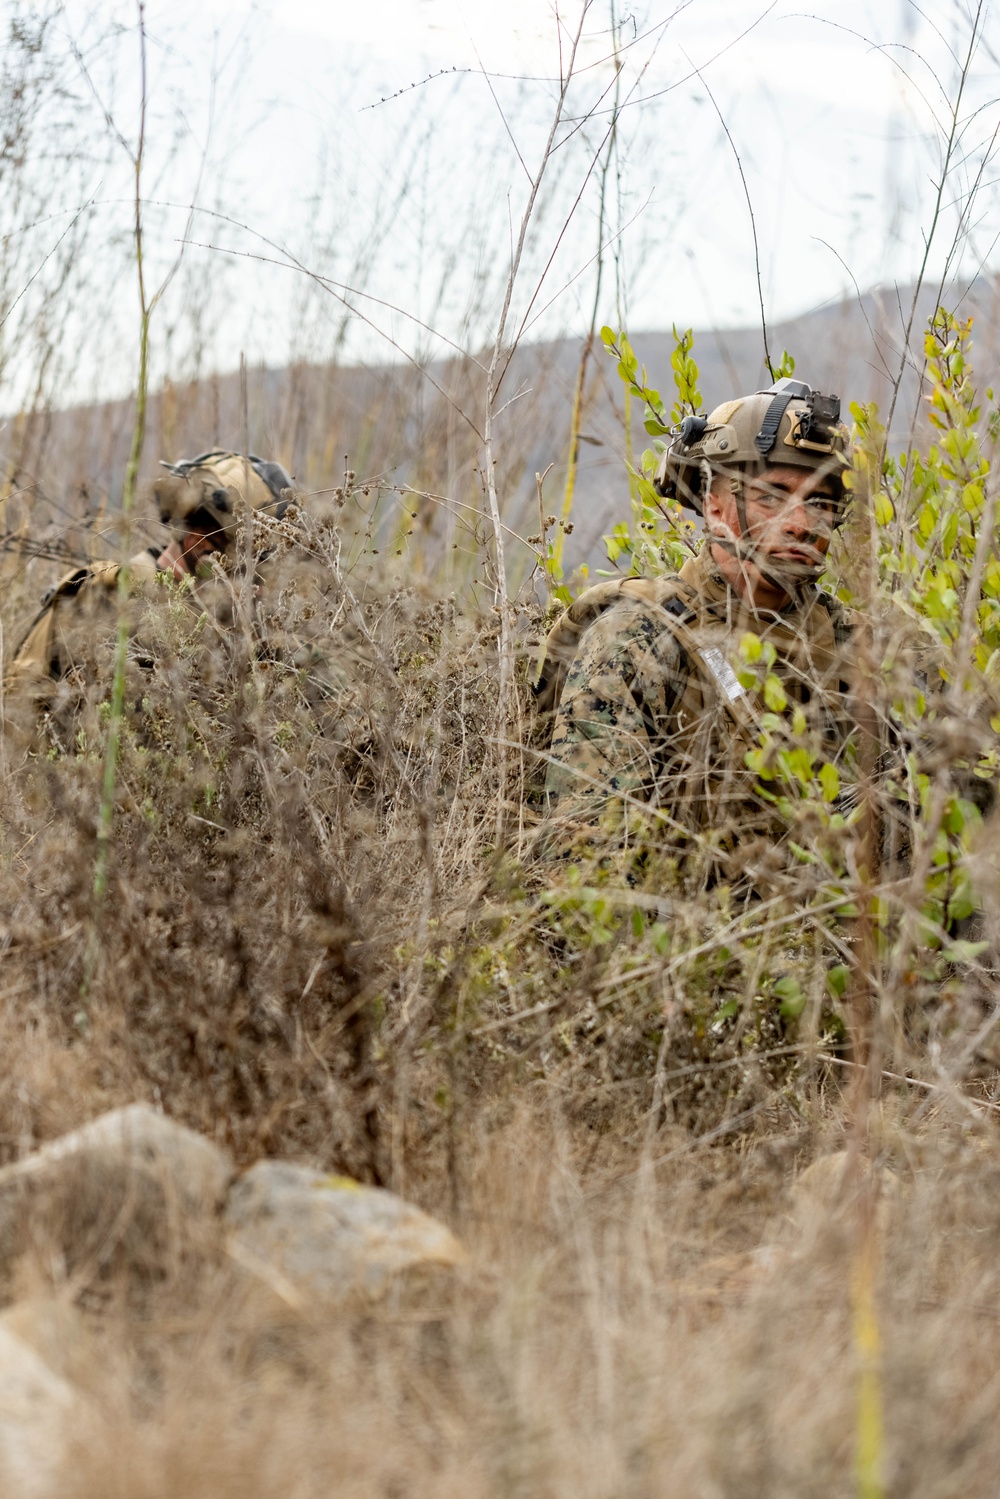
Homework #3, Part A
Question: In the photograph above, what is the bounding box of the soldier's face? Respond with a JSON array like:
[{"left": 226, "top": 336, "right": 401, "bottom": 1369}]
[
  {"left": 181, "top": 526, "right": 222, "bottom": 574},
  {"left": 740, "top": 466, "right": 838, "bottom": 564},
  {"left": 708, "top": 466, "right": 837, "bottom": 568},
  {"left": 156, "top": 524, "right": 226, "bottom": 581}
]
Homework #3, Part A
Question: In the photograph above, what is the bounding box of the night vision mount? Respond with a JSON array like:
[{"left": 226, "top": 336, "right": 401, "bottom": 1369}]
[
  {"left": 672, "top": 378, "right": 842, "bottom": 459},
  {"left": 754, "top": 378, "right": 841, "bottom": 457}
]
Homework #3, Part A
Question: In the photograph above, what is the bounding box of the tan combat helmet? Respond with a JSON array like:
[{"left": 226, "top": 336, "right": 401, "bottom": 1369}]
[
  {"left": 655, "top": 378, "right": 850, "bottom": 516},
  {"left": 152, "top": 450, "right": 296, "bottom": 543}
]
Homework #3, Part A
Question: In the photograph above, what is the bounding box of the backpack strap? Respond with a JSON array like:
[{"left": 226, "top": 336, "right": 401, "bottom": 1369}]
[
  {"left": 532, "top": 571, "right": 768, "bottom": 740},
  {"left": 534, "top": 574, "right": 701, "bottom": 717}
]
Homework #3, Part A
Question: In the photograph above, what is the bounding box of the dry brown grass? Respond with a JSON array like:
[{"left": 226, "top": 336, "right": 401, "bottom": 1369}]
[
  {"left": 0, "top": 472, "right": 994, "bottom": 1493},
  {"left": 2, "top": 1103, "right": 991, "bottom": 1499},
  {"left": 0, "top": 1, "right": 997, "bottom": 1487}
]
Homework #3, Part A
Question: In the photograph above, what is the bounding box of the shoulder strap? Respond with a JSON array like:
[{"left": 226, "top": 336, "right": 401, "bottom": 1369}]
[
  {"left": 533, "top": 574, "right": 699, "bottom": 718},
  {"left": 533, "top": 570, "right": 767, "bottom": 739}
]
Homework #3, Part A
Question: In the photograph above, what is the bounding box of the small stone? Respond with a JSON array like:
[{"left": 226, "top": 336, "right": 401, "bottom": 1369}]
[{"left": 0, "top": 1104, "right": 232, "bottom": 1216}]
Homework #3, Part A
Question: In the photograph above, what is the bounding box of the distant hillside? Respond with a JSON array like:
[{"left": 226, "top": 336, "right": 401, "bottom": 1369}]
[{"left": 6, "top": 276, "right": 1000, "bottom": 587}]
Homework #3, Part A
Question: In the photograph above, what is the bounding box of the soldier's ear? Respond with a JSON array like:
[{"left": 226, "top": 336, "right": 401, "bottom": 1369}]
[{"left": 703, "top": 479, "right": 738, "bottom": 541}]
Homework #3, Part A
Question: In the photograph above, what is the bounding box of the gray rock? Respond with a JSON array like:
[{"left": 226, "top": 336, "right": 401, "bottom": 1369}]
[
  {"left": 224, "top": 1162, "right": 467, "bottom": 1303},
  {"left": 0, "top": 1103, "right": 232, "bottom": 1213},
  {"left": 789, "top": 1150, "right": 901, "bottom": 1233},
  {"left": 0, "top": 1104, "right": 232, "bottom": 1296},
  {"left": 0, "top": 1321, "right": 83, "bottom": 1497},
  {"left": 0, "top": 1108, "right": 467, "bottom": 1324}
]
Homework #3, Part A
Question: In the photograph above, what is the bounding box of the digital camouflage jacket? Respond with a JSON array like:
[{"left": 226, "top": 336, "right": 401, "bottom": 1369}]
[{"left": 535, "top": 544, "right": 855, "bottom": 880}]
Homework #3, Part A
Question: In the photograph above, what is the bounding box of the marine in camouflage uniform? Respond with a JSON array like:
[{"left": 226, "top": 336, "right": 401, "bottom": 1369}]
[
  {"left": 5, "top": 451, "right": 295, "bottom": 747},
  {"left": 536, "top": 378, "right": 854, "bottom": 885}
]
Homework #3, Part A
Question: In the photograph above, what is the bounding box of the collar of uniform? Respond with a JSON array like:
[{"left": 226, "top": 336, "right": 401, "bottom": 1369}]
[{"left": 679, "top": 542, "right": 819, "bottom": 625}]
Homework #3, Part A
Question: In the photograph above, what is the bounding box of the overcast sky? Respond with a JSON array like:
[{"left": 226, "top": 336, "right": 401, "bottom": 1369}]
[{"left": 25, "top": 0, "right": 1000, "bottom": 394}]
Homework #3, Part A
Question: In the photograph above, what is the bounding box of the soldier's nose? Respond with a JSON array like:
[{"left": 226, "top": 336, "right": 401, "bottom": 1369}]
[{"left": 782, "top": 501, "right": 813, "bottom": 538}]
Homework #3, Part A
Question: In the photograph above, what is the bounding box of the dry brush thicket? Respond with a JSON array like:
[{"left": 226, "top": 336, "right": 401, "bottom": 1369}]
[
  {"left": 0, "top": 320, "right": 999, "bottom": 1492},
  {"left": 1, "top": 3, "right": 1000, "bottom": 1488}
]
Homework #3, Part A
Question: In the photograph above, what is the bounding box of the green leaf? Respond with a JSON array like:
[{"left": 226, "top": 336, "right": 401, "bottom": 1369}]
[
  {"left": 943, "top": 800, "right": 966, "bottom": 835},
  {"left": 819, "top": 761, "right": 840, "bottom": 802},
  {"left": 917, "top": 504, "right": 937, "bottom": 546},
  {"left": 763, "top": 674, "right": 787, "bottom": 712},
  {"left": 942, "top": 937, "right": 988, "bottom": 963},
  {"left": 600, "top": 325, "right": 617, "bottom": 346},
  {"left": 773, "top": 976, "right": 806, "bottom": 1019},
  {"left": 874, "top": 493, "right": 895, "bottom": 525},
  {"left": 826, "top": 964, "right": 850, "bottom": 998},
  {"left": 781, "top": 746, "right": 814, "bottom": 786}
]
